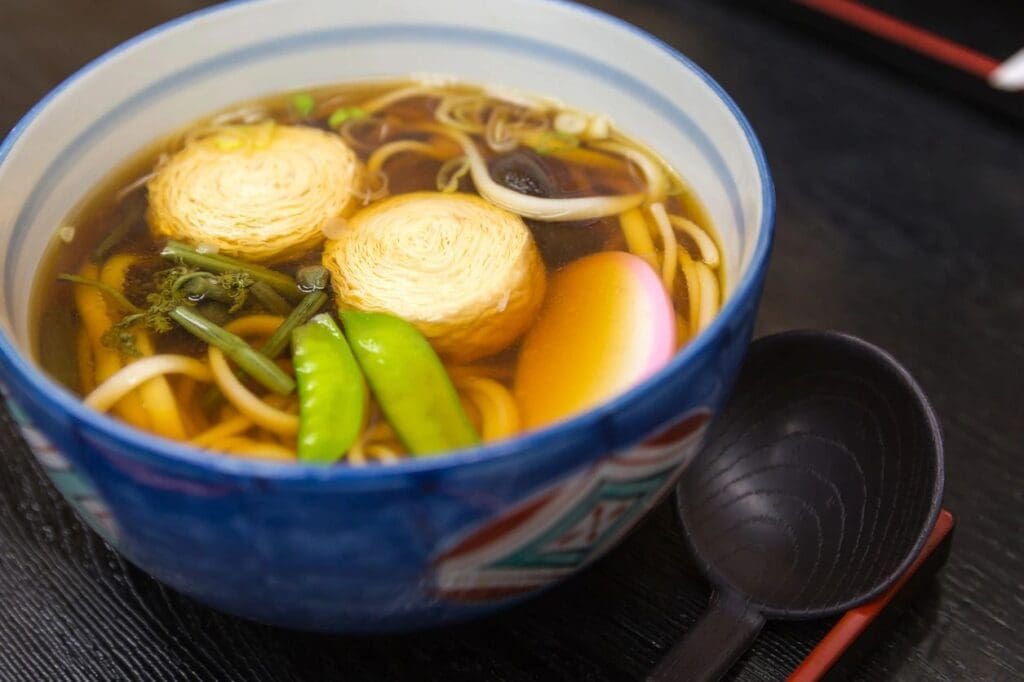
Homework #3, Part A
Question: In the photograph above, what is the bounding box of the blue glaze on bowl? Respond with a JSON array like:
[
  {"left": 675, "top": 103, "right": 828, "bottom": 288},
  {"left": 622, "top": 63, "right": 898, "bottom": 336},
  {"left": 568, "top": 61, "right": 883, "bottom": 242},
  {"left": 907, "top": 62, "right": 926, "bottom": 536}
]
[{"left": 0, "top": 0, "right": 773, "bottom": 631}]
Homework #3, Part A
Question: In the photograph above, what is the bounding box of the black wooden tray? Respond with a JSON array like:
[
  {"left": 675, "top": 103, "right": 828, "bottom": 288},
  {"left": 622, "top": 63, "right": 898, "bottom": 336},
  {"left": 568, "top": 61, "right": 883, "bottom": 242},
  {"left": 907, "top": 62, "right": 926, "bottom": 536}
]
[{"left": 1, "top": 0, "right": 1019, "bottom": 679}]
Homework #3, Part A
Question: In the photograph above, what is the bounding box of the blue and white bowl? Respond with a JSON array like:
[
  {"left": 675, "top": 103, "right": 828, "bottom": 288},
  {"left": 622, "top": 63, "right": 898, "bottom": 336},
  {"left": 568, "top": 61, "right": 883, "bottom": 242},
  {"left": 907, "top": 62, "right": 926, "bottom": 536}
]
[{"left": 0, "top": 0, "right": 773, "bottom": 631}]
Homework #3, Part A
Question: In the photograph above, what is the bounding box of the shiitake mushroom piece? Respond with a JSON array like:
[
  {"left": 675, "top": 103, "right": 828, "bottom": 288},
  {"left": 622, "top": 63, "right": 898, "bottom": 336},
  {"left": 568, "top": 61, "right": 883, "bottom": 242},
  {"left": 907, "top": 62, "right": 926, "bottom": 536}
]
[{"left": 488, "top": 149, "right": 611, "bottom": 267}]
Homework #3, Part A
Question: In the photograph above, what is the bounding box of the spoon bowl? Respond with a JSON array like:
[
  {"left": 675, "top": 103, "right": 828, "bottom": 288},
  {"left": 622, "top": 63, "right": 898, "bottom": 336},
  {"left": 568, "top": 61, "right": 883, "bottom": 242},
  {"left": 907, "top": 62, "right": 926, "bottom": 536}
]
[{"left": 651, "top": 330, "right": 944, "bottom": 681}]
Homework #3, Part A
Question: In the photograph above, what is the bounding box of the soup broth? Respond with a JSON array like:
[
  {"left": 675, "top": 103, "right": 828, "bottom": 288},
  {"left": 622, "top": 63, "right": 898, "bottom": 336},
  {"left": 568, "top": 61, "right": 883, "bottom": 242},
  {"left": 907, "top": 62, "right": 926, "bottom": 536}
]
[{"left": 33, "top": 78, "right": 723, "bottom": 465}]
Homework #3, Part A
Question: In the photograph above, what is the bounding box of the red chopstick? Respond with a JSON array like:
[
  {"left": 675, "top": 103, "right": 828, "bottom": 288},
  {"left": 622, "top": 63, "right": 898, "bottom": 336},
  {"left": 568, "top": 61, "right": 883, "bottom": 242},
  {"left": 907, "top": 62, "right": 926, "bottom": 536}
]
[
  {"left": 788, "top": 510, "right": 955, "bottom": 681},
  {"left": 791, "top": 0, "right": 1001, "bottom": 79}
]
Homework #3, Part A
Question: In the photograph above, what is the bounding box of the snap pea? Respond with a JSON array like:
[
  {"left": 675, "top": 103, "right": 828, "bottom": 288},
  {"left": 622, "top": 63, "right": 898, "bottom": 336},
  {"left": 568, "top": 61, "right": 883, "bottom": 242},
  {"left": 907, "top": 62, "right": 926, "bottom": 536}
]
[
  {"left": 341, "top": 311, "right": 479, "bottom": 456},
  {"left": 292, "top": 314, "right": 366, "bottom": 464}
]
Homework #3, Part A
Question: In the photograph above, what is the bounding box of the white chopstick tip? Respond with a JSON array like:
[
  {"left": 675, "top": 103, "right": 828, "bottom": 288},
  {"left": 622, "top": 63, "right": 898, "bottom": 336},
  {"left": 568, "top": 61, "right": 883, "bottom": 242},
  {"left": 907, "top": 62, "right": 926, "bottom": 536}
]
[{"left": 988, "top": 47, "right": 1024, "bottom": 91}]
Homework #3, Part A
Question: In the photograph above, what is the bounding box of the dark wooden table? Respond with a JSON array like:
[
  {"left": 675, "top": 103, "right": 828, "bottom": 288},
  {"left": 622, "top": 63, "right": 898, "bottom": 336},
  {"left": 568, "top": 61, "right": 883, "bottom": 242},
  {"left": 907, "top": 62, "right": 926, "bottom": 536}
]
[{"left": 1, "top": 1, "right": 1022, "bottom": 679}]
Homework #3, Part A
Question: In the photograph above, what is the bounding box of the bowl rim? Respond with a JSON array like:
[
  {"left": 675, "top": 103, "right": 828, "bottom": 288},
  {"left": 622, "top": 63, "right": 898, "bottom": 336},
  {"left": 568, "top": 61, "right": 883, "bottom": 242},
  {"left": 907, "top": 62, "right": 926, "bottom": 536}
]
[{"left": 0, "top": 0, "right": 775, "bottom": 483}]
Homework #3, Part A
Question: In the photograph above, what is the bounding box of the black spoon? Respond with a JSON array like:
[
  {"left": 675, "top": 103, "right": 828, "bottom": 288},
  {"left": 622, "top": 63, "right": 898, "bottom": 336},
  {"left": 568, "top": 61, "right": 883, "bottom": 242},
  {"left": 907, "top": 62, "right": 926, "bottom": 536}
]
[{"left": 650, "top": 330, "right": 944, "bottom": 682}]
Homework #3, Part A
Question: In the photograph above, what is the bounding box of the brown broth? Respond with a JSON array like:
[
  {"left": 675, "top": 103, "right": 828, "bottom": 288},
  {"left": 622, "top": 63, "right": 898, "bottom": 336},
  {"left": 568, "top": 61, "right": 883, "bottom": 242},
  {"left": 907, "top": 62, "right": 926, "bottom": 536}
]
[{"left": 31, "top": 79, "right": 723, "bottom": 458}]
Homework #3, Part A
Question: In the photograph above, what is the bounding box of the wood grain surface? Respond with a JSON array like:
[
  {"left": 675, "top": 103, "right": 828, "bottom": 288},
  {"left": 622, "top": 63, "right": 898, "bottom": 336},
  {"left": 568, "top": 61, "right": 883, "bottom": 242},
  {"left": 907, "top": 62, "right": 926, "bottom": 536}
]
[{"left": 1, "top": 1, "right": 1022, "bottom": 679}]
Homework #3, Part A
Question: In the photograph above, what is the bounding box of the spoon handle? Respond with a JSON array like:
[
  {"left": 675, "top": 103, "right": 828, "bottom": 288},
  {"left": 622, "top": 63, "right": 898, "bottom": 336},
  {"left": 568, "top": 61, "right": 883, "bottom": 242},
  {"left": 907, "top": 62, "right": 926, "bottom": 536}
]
[{"left": 648, "top": 591, "right": 765, "bottom": 682}]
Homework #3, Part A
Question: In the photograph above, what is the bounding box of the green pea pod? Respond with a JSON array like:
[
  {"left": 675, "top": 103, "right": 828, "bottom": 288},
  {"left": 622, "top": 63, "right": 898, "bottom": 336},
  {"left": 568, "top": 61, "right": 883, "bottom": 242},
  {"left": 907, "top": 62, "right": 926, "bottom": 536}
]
[
  {"left": 341, "top": 311, "right": 480, "bottom": 456},
  {"left": 292, "top": 314, "right": 366, "bottom": 464}
]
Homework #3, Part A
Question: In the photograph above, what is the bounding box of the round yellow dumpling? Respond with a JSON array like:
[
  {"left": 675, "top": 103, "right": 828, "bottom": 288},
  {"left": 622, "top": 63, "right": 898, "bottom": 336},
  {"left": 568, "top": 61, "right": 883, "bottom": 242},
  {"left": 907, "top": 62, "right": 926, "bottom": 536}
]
[
  {"left": 324, "top": 192, "right": 547, "bottom": 363},
  {"left": 147, "top": 124, "right": 360, "bottom": 263}
]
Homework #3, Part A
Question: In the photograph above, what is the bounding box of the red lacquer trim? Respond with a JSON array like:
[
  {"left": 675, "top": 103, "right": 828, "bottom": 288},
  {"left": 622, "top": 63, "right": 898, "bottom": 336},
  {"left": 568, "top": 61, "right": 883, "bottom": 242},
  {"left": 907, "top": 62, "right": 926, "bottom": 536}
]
[
  {"left": 788, "top": 509, "right": 955, "bottom": 681},
  {"left": 792, "top": 0, "right": 1000, "bottom": 78},
  {"left": 436, "top": 491, "right": 555, "bottom": 560},
  {"left": 642, "top": 410, "right": 710, "bottom": 448}
]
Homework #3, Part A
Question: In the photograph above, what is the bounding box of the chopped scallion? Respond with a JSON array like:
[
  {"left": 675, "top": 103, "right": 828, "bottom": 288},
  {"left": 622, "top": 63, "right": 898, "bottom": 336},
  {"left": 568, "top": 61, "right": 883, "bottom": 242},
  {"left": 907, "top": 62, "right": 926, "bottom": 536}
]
[
  {"left": 533, "top": 130, "right": 580, "bottom": 155},
  {"left": 328, "top": 107, "right": 368, "bottom": 129},
  {"left": 291, "top": 93, "right": 316, "bottom": 118}
]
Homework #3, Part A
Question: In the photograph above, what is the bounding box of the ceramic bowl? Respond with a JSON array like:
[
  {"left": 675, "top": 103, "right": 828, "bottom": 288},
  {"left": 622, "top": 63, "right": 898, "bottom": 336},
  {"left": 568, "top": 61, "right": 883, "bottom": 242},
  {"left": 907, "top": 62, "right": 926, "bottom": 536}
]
[{"left": 0, "top": 0, "right": 773, "bottom": 631}]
